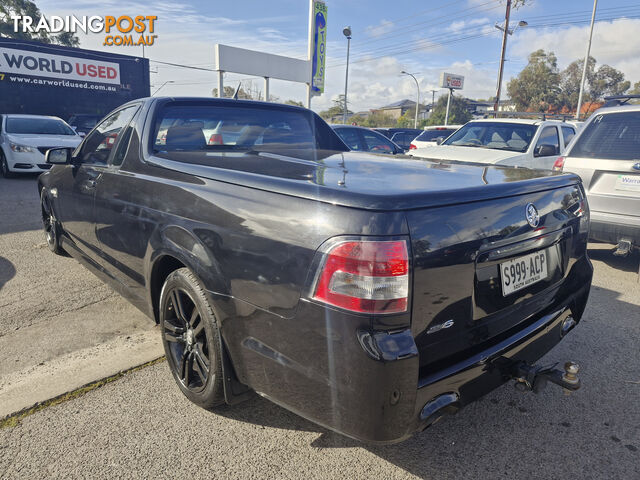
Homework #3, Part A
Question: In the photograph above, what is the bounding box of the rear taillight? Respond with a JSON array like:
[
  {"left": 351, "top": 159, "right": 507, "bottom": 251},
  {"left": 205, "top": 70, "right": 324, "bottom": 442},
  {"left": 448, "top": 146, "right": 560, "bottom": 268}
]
[
  {"left": 312, "top": 240, "right": 409, "bottom": 314},
  {"left": 553, "top": 156, "right": 565, "bottom": 172},
  {"left": 409, "top": 143, "right": 417, "bottom": 150},
  {"left": 208, "top": 134, "right": 223, "bottom": 145}
]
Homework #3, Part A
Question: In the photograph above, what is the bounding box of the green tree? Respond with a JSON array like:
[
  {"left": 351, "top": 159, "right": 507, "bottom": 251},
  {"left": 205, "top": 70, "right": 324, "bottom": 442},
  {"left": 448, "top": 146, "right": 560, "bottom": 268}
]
[
  {"left": 426, "top": 94, "right": 471, "bottom": 126},
  {"left": 284, "top": 100, "right": 304, "bottom": 107},
  {"left": 590, "top": 64, "right": 630, "bottom": 99},
  {"left": 559, "top": 56, "right": 596, "bottom": 110},
  {"left": 629, "top": 81, "right": 640, "bottom": 95},
  {"left": 507, "top": 49, "right": 561, "bottom": 111},
  {"left": 211, "top": 86, "right": 254, "bottom": 99},
  {"left": 0, "top": 0, "right": 79, "bottom": 46},
  {"left": 319, "top": 95, "right": 351, "bottom": 121}
]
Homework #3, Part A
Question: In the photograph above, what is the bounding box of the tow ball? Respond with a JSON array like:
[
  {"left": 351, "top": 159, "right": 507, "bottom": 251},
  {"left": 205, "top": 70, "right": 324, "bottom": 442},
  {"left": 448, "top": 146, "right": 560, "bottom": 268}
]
[{"left": 512, "top": 361, "right": 581, "bottom": 395}]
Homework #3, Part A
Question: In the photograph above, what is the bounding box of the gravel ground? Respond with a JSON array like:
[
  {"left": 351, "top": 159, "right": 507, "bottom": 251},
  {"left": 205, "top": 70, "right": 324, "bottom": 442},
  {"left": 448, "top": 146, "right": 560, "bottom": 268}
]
[{"left": 0, "top": 240, "right": 638, "bottom": 479}]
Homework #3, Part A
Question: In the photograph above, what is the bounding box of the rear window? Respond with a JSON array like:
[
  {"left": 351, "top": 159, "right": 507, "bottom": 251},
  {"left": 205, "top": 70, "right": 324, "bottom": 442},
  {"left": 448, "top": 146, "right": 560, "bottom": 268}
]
[
  {"left": 415, "top": 129, "right": 456, "bottom": 142},
  {"left": 569, "top": 112, "right": 640, "bottom": 160},
  {"left": 6, "top": 117, "right": 76, "bottom": 135},
  {"left": 151, "top": 103, "right": 347, "bottom": 161}
]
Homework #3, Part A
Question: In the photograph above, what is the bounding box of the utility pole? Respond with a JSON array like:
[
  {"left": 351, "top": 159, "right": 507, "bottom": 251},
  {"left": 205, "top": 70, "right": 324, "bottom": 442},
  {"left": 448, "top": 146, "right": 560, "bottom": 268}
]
[
  {"left": 576, "top": 0, "right": 598, "bottom": 120},
  {"left": 401, "top": 71, "right": 420, "bottom": 129},
  {"left": 343, "top": 27, "right": 352, "bottom": 124},
  {"left": 444, "top": 88, "right": 453, "bottom": 126},
  {"left": 494, "top": 0, "right": 512, "bottom": 112}
]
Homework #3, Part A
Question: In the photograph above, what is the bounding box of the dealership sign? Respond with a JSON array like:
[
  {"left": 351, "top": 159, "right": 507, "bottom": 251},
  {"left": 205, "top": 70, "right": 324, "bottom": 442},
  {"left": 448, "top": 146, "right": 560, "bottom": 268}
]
[
  {"left": 0, "top": 47, "right": 121, "bottom": 85},
  {"left": 439, "top": 72, "right": 464, "bottom": 90},
  {"left": 311, "top": 1, "right": 327, "bottom": 95}
]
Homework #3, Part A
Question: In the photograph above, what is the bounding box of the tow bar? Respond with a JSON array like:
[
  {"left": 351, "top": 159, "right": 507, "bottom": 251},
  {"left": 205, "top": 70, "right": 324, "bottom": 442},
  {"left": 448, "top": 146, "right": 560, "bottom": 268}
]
[{"left": 512, "top": 361, "right": 580, "bottom": 395}]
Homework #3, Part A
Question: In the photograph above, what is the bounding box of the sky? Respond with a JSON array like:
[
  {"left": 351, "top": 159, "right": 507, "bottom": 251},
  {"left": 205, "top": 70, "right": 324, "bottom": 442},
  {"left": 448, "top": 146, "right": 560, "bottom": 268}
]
[{"left": 36, "top": 0, "right": 640, "bottom": 113}]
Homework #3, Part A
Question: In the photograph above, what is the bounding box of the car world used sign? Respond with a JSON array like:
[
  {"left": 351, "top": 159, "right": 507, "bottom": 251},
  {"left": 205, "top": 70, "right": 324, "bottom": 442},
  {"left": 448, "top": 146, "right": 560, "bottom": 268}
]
[
  {"left": 0, "top": 47, "right": 121, "bottom": 85},
  {"left": 439, "top": 72, "right": 464, "bottom": 90}
]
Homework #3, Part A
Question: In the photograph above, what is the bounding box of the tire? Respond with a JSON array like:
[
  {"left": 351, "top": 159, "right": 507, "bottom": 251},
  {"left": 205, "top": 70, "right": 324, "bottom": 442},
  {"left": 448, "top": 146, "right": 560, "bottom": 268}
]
[
  {"left": 40, "top": 190, "right": 65, "bottom": 255},
  {"left": 0, "top": 149, "right": 14, "bottom": 178},
  {"left": 159, "top": 267, "right": 224, "bottom": 409}
]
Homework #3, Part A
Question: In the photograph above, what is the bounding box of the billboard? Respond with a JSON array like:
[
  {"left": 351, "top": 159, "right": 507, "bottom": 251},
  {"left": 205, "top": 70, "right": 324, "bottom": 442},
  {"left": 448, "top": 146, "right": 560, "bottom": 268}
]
[
  {"left": 0, "top": 47, "right": 121, "bottom": 85},
  {"left": 0, "top": 38, "right": 149, "bottom": 120},
  {"left": 311, "top": 1, "right": 327, "bottom": 95},
  {"left": 439, "top": 72, "right": 464, "bottom": 90}
]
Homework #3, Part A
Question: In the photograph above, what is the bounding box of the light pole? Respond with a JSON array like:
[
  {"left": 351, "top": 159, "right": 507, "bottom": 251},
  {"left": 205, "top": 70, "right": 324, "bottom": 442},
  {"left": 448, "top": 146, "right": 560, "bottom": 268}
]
[
  {"left": 494, "top": 0, "right": 527, "bottom": 112},
  {"left": 401, "top": 71, "right": 420, "bottom": 129},
  {"left": 152, "top": 80, "right": 174, "bottom": 96},
  {"left": 576, "top": 0, "right": 598, "bottom": 120},
  {"left": 342, "top": 26, "right": 352, "bottom": 124}
]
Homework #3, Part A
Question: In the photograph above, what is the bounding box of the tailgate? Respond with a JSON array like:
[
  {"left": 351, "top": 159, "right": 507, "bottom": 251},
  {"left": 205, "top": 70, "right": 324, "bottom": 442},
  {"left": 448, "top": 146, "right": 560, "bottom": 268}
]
[
  {"left": 407, "top": 183, "right": 588, "bottom": 372},
  {"left": 564, "top": 157, "right": 640, "bottom": 218}
]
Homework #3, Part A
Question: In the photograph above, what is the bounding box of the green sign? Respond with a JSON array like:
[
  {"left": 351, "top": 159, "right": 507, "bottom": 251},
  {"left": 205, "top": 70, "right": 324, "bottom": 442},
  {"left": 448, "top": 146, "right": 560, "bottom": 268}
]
[{"left": 311, "top": 1, "right": 327, "bottom": 95}]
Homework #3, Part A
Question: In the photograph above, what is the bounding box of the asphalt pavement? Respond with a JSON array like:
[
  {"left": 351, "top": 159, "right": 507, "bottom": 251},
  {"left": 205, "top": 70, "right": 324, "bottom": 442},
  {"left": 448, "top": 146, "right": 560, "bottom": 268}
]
[
  {"left": 0, "top": 174, "right": 161, "bottom": 416},
  {"left": 0, "top": 242, "right": 638, "bottom": 478}
]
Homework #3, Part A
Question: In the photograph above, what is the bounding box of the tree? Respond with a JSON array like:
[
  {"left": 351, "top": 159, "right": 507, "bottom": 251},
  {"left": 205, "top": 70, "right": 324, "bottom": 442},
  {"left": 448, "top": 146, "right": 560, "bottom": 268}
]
[
  {"left": 559, "top": 56, "right": 596, "bottom": 110},
  {"left": 507, "top": 49, "right": 561, "bottom": 111},
  {"left": 284, "top": 100, "right": 304, "bottom": 107},
  {"left": 319, "top": 95, "right": 351, "bottom": 121},
  {"left": 590, "top": 64, "right": 630, "bottom": 99},
  {"left": 211, "top": 86, "right": 253, "bottom": 99},
  {"left": 0, "top": 0, "right": 79, "bottom": 46},
  {"left": 425, "top": 94, "right": 471, "bottom": 126},
  {"left": 629, "top": 81, "right": 640, "bottom": 95}
]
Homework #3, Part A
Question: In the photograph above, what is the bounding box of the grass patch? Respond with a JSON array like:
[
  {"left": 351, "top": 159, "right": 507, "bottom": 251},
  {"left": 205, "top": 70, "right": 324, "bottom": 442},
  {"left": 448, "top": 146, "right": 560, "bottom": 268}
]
[{"left": 0, "top": 356, "right": 166, "bottom": 430}]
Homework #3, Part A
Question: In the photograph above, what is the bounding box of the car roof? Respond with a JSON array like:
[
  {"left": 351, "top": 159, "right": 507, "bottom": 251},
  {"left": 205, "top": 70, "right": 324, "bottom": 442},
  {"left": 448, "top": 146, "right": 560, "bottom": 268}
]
[
  {"left": 588, "top": 104, "right": 640, "bottom": 115},
  {"left": 468, "top": 118, "right": 571, "bottom": 126},
  {"left": 423, "top": 125, "right": 462, "bottom": 130},
  {"left": 4, "top": 114, "right": 64, "bottom": 120}
]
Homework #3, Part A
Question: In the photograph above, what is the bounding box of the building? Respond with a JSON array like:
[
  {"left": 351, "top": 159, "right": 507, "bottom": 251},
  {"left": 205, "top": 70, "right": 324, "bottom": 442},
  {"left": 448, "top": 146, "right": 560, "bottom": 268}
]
[{"left": 371, "top": 99, "right": 427, "bottom": 120}]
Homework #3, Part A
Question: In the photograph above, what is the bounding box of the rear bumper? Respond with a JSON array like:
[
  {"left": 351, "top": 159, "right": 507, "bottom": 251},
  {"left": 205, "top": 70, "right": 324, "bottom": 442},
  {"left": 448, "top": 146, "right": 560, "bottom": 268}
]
[
  {"left": 590, "top": 210, "right": 640, "bottom": 244},
  {"left": 227, "top": 257, "right": 592, "bottom": 444}
]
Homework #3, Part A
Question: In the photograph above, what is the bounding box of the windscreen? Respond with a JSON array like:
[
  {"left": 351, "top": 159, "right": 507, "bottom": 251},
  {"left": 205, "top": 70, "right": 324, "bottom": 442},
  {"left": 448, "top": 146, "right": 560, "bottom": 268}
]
[
  {"left": 569, "top": 111, "right": 640, "bottom": 160},
  {"left": 443, "top": 122, "right": 537, "bottom": 152},
  {"left": 415, "top": 129, "right": 456, "bottom": 142},
  {"left": 6, "top": 117, "right": 76, "bottom": 135},
  {"left": 152, "top": 103, "right": 347, "bottom": 161}
]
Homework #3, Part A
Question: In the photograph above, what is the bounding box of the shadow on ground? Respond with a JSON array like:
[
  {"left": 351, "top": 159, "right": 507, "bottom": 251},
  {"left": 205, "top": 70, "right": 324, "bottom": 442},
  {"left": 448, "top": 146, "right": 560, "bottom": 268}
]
[
  {"left": 209, "top": 283, "right": 640, "bottom": 478},
  {"left": 588, "top": 244, "right": 640, "bottom": 274},
  {"left": 0, "top": 257, "right": 16, "bottom": 292}
]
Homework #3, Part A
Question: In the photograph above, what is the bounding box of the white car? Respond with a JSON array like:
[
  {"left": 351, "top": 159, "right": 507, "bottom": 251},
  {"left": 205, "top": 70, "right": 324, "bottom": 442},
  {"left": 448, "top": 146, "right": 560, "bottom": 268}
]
[
  {"left": 411, "top": 118, "right": 577, "bottom": 170},
  {"left": 408, "top": 125, "right": 462, "bottom": 152},
  {"left": 0, "top": 114, "right": 82, "bottom": 177}
]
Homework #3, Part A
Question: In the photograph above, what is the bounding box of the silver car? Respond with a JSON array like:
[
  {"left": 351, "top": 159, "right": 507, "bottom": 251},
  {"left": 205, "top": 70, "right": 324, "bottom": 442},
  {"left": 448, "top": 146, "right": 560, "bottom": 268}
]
[{"left": 558, "top": 102, "right": 640, "bottom": 254}]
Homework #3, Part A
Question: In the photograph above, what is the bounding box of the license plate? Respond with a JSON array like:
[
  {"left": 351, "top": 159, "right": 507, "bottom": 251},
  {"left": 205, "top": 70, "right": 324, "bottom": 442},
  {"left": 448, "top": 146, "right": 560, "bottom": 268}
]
[
  {"left": 615, "top": 175, "right": 640, "bottom": 192},
  {"left": 500, "top": 250, "right": 548, "bottom": 296}
]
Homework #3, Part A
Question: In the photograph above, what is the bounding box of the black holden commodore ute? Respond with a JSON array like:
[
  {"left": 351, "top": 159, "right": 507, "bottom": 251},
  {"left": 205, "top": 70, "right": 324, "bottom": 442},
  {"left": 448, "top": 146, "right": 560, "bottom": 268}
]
[{"left": 38, "top": 97, "right": 593, "bottom": 444}]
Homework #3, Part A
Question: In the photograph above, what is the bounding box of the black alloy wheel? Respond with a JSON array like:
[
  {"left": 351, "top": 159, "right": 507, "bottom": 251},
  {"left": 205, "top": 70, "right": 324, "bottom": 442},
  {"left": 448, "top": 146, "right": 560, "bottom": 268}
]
[
  {"left": 160, "top": 268, "right": 224, "bottom": 408},
  {"left": 40, "top": 191, "right": 64, "bottom": 255}
]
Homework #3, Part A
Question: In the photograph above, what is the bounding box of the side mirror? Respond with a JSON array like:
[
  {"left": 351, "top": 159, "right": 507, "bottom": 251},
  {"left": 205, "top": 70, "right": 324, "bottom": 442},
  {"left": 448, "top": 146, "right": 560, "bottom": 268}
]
[
  {"left": 45, "top": 147, "right": 72, "bottom": 165},
  {"left": 535, "top": 144, "right": 557, "bottom": 157},
  {"left": 435, "top": 136, "right": 445, "bottom": 145}
]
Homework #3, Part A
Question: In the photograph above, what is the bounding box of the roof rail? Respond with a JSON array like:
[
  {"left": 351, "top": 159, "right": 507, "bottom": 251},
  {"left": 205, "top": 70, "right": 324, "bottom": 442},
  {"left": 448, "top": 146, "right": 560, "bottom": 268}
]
[
  {"left": 484, "top": 111, "right": 574, "bottom": 121},
  {"left": 603, "top": 94, "right": 640, "bottom": 107}
]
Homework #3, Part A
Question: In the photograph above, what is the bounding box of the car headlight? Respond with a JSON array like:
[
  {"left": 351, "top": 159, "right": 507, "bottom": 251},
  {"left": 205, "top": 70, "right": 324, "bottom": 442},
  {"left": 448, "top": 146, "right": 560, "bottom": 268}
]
[{"left": 10, "top": 142, "right": 34, "bottom": 153}]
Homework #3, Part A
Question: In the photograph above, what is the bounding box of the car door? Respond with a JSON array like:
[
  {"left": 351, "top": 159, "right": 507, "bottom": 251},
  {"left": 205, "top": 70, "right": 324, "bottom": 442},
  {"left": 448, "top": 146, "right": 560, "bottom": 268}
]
[
  {"left": 56, "top": 105, "right": 140, "bottom": 263},
  {"left": 361, "top": 129, "right": 399, "bottom": 154},
  {"left": 90, "top": 106, "right": 148, "bottom": 293},
  {"left": 560, "top": 126, "right": 576, "bottom": 152},
  {"left": 531, "top": 125, "right": 561, "bottom": 169},
  {"left": 334, "top": 128, "right": 365, "bottom": 151}
]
